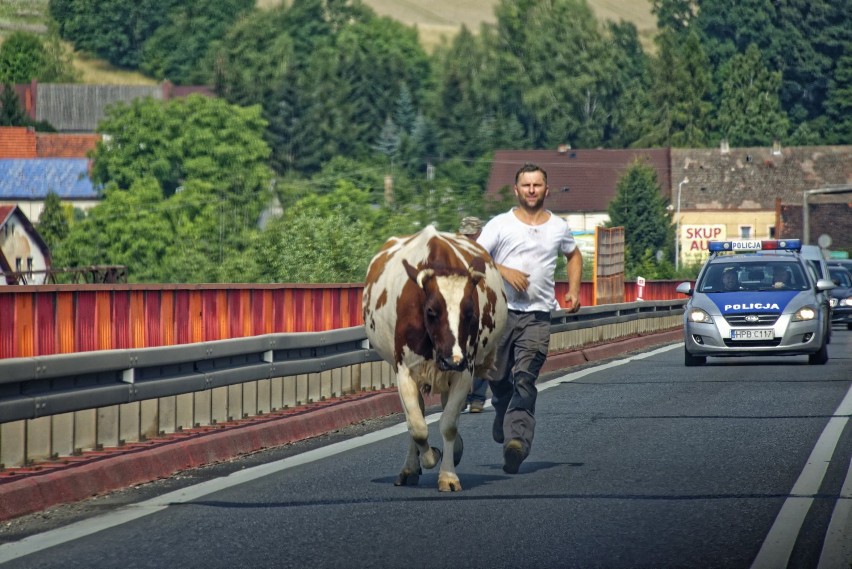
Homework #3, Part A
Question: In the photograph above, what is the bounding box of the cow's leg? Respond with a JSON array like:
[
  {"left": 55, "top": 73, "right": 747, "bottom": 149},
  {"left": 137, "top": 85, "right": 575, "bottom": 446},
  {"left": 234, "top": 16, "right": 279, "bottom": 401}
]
[
  {"left": 436, "top": 373, "right": 471, "bottom": 492},
  {"left": 395, "top": 366, "right": 440, "bottom": 487}
]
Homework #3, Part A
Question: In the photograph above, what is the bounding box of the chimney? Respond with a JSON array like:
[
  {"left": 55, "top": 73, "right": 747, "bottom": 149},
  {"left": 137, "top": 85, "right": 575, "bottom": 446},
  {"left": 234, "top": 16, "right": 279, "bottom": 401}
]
[
  {"left": 557, "top": 144, "right": 571, "bottom": 154},
  {"left": 772, "top": 140, "right": 782, "bottom": 155},
  {"left": 720, "top": 139, "right": 730, "bottom": 154}
]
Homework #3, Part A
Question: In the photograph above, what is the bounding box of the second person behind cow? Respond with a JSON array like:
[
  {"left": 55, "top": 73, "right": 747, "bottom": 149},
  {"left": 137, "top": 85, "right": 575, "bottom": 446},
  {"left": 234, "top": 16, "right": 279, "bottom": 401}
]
[{"left": 459, "top": 216, "right": 489, "bottom": 414}]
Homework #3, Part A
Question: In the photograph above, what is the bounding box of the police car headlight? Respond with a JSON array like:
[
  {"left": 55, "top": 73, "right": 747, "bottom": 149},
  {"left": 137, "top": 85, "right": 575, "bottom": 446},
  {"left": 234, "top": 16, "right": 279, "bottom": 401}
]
[
  {"left": 840, "top": 297, "right": 852, "bottom": 307},
  {"left": 793, "top": 307, "right": 817, "bottom": 321},
  {"left": 688, "top": 308, "right": 714, "bottom": 324},
  {"left": 830, "top": 298, "right": 839, "bottom": 308}
]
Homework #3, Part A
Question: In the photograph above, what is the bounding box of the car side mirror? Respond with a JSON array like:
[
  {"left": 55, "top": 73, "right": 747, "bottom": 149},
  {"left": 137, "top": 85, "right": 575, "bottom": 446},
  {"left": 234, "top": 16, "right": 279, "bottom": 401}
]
[
  {"left": 816, "top": 278, "right": 836, "bottom": 292},
  {"left": 676, "top": 282, "right": 693, "bottom": 296}
]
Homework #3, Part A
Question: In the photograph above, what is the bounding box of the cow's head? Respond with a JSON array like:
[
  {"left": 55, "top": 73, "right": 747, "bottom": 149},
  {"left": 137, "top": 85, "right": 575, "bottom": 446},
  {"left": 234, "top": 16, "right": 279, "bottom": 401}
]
[{"left": 402, "top": 259, "right": 485, "bottom": 372}]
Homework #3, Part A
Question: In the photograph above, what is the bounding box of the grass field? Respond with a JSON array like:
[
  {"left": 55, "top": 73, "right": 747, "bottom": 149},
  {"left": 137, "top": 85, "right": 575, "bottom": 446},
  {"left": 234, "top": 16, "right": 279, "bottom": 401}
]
[
  {"left": 260, "top": 0, "right": 656, "bottom": 51},
  {"left": 2, "top": 0, "right": 656, "bottom": 83}
]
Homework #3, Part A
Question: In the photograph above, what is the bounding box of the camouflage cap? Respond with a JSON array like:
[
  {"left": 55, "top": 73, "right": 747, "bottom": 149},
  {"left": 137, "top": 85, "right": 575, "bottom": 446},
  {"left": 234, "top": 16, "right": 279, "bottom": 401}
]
[{"left": 459, "top": 216, "right": 483, "bottom": 235}]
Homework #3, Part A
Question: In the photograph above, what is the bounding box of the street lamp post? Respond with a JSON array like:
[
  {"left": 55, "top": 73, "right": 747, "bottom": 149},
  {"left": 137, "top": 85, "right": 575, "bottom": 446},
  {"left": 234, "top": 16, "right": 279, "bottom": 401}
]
[{"left": 675, "top": 177, "right": 689, "bottom": 272}]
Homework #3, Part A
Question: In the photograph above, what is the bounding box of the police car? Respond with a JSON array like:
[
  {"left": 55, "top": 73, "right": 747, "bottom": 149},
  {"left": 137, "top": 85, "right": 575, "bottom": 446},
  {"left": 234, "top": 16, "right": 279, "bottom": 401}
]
[{"left": 676, "top": 239, "right": 835, "bottom": 366}]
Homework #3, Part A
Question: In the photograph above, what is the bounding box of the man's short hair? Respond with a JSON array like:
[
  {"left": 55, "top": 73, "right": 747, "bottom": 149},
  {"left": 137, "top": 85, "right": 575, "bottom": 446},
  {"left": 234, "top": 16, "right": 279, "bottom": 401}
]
[{"left": 515, "top": 163, "right": 548, "bottom": 184}]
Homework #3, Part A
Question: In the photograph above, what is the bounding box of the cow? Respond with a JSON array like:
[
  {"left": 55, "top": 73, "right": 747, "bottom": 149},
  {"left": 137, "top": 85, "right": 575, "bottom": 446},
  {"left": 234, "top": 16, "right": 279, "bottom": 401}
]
[{"left": 362, "top": 225, "right": 507, "bottom": 492}]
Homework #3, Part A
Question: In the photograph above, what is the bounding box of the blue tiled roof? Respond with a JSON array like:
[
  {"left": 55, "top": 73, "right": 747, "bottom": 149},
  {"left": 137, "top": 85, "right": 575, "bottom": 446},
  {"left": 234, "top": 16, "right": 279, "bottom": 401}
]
[{"left": 0, "top": 159, "right": 100, "bottom": 199}]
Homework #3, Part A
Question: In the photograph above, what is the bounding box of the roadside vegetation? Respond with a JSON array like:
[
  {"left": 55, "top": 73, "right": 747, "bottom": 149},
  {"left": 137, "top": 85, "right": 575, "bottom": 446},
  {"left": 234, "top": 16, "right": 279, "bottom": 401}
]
[{"left": 2, "top": 0, "right": 848, "bottom": 283}]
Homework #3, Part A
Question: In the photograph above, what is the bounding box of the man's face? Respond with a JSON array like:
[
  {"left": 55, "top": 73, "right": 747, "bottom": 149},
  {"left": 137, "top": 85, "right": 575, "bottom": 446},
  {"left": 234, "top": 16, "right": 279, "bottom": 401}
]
[
  {"left": 514, "top": 170, "right": 548, "bottom": 211},
  {"left": 723, "top": 271, "right": 737, "bottom": 288}
]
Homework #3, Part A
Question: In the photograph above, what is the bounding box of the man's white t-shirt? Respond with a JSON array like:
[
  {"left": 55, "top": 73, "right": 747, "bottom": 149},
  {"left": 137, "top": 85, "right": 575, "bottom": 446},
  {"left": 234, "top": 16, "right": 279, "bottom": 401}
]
[{"left": 477, "top": 208, "right": 577, "bottom": 312}]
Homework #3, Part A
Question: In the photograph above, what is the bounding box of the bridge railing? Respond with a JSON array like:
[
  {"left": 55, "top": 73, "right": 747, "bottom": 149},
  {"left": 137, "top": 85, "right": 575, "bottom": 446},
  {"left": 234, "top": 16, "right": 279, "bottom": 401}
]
[
  {"left": 0, "top": 280, "right": 683, "bottom": 360},
  {"left": 0, "top": 299, "right": 685, "bottom": 469}
]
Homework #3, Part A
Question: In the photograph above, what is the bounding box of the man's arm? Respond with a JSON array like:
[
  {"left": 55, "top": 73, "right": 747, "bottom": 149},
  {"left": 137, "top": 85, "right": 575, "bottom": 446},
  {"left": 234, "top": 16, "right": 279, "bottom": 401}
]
[
  {"left": 564, "top": 247, "right": 582, "bottom": 313},
  {"left": 497, "top": 264, "right": 529, "bottom": 292}
]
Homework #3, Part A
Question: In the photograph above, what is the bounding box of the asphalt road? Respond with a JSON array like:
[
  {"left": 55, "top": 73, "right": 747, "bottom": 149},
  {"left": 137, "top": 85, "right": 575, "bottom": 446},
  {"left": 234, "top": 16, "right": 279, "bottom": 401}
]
[{"left": 1, "top": 330, "right": 851, "bottom": 569}]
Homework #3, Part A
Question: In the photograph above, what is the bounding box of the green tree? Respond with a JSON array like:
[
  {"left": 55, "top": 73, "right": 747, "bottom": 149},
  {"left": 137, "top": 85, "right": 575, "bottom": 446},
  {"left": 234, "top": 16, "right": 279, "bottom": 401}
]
[
  {"left": 824, "top": 53, "right": 852, "bottom": 144},
  {"left": 52, "top": 179, "right": 171, "bottom": 282},
  {"left": 140, "top": 0, "right": 255, "bottom": 84},
  {"left": 605, "top": 21, "right": 654, "bottom": 148},
  {"left": 429, "top": 25, "right": 521, "bottom": 160},
  {"left": 606, "top": 160, "right": 673, "bottom": 275},
  {"left": 92, "top": 95, "right": 271, "bottom": 213},
  {"left": 693, "top": 0, "right": 850, "bottom": 138},
  {"left": 58, "top": 95, "right": 275, "bottom": 282},
  {"left": 49, "top": 0, "right": 182, "bottom": 68},
  {"left": 250, "top": 183, "right": 410, "bottom": 283},
  {"left": 0, "top": 84, "right": 29, "bottom": 126},
  {"left": 640, "top": 30, "right": 712, "bottom": 147},
  {"left": 493, "top": 0, "right": 622, "bottom": 149},
  {"left": 716, "top": 44, "right": 789, "bottom": 146},
  {"left": 37, "top": 191, "right": 70, "bottom": 252},
  {"left": 0, "top": 32, "right": 47, "bottom": 83}
]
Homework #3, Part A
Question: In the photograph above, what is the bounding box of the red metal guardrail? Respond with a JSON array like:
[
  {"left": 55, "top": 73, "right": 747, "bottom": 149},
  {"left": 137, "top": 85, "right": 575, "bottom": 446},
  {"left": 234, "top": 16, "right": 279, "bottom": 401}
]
[{"left": 0, "top": 280, "right": 684, "bottom": 359}]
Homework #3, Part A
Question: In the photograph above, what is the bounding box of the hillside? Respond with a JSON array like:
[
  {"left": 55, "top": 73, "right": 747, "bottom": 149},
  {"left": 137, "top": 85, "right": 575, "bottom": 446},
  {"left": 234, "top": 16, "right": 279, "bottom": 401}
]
[{"left": 1, "top": 0, "right": 656, "bottom": 83}]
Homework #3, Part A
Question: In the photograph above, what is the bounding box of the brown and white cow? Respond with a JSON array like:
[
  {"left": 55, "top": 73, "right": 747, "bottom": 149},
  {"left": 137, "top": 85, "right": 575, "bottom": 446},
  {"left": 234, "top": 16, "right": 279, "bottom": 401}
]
[{"left": 362, "top": 225, "right": 507, "bottom": 492}]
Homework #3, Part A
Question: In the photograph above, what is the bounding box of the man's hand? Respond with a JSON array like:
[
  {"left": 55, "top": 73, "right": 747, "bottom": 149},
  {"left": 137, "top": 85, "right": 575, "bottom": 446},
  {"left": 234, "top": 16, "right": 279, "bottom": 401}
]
[
  {"left": 498, "top": 265, "right": 529, "bottom": 292},
  {"left": 564, "top": 292, "right": 581, "bottom": 313}
]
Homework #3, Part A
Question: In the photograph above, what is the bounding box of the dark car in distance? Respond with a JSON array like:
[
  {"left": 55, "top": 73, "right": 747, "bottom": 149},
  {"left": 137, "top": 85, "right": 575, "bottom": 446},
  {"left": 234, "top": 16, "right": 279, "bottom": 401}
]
[{"left": 828, "top": 264, "right": 852, "bottom": 330}]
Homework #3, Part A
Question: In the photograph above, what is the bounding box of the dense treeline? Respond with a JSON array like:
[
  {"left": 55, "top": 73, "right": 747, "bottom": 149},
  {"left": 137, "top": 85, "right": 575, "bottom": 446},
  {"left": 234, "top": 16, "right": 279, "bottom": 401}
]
[{"left": 25, "top": 0, "right": 852, "bottom": 282}]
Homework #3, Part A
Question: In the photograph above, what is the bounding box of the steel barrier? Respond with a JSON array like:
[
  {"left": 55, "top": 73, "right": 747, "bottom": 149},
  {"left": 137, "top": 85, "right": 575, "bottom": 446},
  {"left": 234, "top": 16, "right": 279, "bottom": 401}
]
[{"left": 0, "top": 300, "right": 685, "bottom": 468}]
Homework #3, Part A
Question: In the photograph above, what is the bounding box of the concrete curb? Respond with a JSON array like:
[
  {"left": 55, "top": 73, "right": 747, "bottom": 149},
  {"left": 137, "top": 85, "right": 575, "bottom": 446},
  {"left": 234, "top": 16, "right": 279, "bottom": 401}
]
[{"left": 0, "top": 330, "right": 681, "bottom": 522}]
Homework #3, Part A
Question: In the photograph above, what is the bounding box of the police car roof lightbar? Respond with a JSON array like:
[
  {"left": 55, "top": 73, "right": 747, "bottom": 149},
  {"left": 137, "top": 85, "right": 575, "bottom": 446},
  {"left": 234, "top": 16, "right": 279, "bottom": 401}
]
[{"left": 707, "top": 239, "right": 802, "bottom": 252}]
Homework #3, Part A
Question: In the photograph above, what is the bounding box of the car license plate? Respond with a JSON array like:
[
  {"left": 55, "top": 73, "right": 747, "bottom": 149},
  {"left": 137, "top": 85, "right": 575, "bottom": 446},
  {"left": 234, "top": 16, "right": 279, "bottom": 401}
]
[{"left": 731, "top": 329, "right": 774, "bottom": 340}]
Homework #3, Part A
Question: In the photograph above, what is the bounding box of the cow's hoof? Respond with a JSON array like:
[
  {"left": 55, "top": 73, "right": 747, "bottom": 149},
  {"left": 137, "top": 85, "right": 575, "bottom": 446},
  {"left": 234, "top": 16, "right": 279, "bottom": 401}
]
[
  {"left": 438, "top": 473, "right": 462, "bottom": 492},
  {"left": 421, "top": 446, "right": 442, "bottom": 469},
  {"left": 394, "top": 467, "right": 421, "bottom": 486},
  {"left": 453, "top": 434, "right": 464, "bottom": 466}
]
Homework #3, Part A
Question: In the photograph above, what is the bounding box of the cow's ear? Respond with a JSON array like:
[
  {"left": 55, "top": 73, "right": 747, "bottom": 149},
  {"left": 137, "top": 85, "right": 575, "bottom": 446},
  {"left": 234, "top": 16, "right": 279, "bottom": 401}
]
[
  {"left": 402, "top": 259, "right": 419, "bottom": 282},
  {"left": 402, "top": 259, "right": 434, "bottom": 289},
  {"left": 468, "top": 268, "right": 485, "bottom": 287}
]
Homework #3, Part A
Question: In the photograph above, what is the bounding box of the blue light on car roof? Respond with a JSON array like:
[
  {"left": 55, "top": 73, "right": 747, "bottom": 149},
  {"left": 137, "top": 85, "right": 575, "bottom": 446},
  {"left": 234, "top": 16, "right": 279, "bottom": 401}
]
[{"left": 708, "top": 241, "right": 732, "bottom": 252}]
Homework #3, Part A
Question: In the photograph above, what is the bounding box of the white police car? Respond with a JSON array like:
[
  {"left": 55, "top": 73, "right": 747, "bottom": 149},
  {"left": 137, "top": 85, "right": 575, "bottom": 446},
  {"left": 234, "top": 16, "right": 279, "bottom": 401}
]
[{"left": 676, "top": 240, "right": 835, "bottom": 366}]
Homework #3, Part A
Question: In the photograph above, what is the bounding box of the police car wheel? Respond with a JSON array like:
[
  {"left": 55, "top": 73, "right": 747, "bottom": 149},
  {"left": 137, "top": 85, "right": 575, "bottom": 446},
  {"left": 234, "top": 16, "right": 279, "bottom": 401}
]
[
  {"left": 808, "top": 343, "right": 828, "bottom": 365},
  {"left": 684, "top": 349, "right": 706, "bottom": 367}
]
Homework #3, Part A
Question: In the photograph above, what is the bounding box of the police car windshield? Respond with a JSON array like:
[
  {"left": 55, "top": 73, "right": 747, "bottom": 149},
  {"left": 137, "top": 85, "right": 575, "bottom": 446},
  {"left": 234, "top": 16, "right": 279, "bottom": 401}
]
[{"left": 697, "top": 261, "right": 809, "bottom": 293}]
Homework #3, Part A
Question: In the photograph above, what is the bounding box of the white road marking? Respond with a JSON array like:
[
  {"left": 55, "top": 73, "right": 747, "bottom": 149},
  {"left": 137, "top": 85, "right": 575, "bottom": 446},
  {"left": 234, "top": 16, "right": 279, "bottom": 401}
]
[
  {"left": 817, "top": 455, "right": 852, "bottom": 569},
  {"left": 751, "top": 382, "right": 852, "bottom": 569}
]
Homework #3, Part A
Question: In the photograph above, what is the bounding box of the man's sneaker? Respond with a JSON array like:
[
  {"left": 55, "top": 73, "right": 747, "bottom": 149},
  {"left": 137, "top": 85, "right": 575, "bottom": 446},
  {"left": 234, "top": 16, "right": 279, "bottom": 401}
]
[
  {"left": 469, "top": 401, "right": 484, "bottom": 413},
  {"left": 503, "top": 439, "right": 525, "bottom": 474}
]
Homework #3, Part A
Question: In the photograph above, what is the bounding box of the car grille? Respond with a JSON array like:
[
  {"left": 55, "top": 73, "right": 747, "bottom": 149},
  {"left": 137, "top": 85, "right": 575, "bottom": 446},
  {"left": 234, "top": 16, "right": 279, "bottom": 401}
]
[
  {"left": 723, "top": 339, "right": 783, "bottom": 347},
  {"left": 724, "top": 313, "right": 779, "bottom": 327}
]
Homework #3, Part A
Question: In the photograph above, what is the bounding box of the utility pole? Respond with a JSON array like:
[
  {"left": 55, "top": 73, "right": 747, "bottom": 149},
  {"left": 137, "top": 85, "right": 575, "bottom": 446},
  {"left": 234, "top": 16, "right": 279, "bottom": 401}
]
[{"left": 675, "top": 177, "right": 688, "bottom": 271}]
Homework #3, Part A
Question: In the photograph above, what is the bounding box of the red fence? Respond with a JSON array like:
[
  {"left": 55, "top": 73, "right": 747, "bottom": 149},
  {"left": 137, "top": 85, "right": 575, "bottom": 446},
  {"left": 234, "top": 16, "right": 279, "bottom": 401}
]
[{"left": 0, "top": 280, "right": 684, "bottom": 360}]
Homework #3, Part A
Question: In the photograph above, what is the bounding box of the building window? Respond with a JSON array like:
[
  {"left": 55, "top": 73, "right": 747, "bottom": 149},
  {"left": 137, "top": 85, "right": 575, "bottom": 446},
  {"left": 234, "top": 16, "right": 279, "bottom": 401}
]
[
  {"left": 768, "top": 226, "right": 776, "bottom": 239},
  {"left": 26, "top": 257, "right": 33, "bottom": 276},
  {"left": 739, "top": 226, "right": 753, "bottom": 239},
  {"left": 15, "top": 258, "right": 22, "bottom": 271}
]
